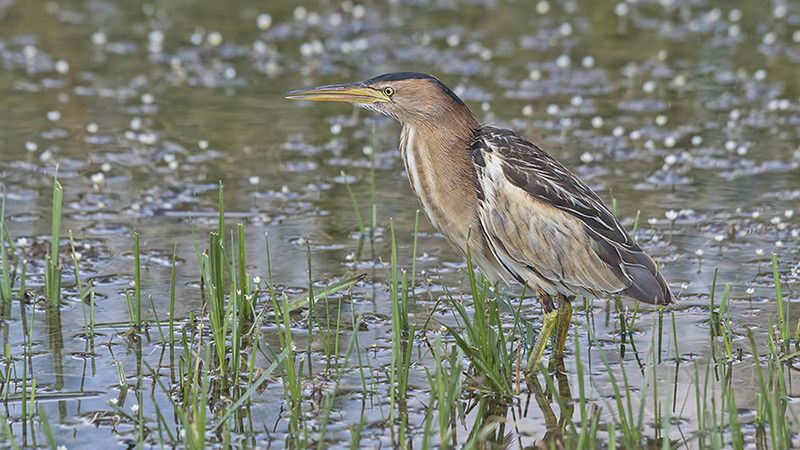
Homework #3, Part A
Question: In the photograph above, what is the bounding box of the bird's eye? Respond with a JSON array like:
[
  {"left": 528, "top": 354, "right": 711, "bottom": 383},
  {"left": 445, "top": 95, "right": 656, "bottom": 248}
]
[{"left": 383, "top": 87, "right": 395, "bottom": 97}]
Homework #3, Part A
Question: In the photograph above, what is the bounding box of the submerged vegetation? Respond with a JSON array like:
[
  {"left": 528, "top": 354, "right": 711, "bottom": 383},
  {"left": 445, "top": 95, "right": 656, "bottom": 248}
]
[{"left": 0, "top": 178, "right": 798, "bottom": 449}]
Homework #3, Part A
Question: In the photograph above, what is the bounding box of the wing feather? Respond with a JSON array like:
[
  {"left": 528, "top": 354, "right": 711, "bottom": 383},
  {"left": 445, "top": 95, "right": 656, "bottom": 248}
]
[{"left": 471, "top": 126, "right": 675, "bottom": 305}]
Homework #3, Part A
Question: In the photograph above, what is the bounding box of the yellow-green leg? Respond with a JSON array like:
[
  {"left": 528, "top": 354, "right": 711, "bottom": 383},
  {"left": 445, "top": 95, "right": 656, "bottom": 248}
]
[
  {"left": 526, "top": 308, "right": 557, "bottom": 374},
  {"left": 526, "top": 296, "right": 573, "bottom": 374},
  {"left": 553, "top": 297, "right": 573, "bottom": 356}
]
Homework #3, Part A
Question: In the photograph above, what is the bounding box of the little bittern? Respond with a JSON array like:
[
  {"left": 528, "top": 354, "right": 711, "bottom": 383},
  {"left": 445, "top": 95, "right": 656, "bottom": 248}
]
[{"left": 286, "top": 72, "right": 675, "bottom": 374}]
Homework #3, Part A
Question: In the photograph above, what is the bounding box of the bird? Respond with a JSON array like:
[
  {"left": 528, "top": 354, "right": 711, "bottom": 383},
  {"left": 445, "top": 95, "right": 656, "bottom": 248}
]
[{"left": 286, "top": 72, "right": 675, "bottom": 375}]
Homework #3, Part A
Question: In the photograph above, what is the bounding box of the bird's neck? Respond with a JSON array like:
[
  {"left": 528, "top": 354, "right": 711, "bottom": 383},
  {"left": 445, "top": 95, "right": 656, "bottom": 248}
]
[
  {"left": 403, "top": 105, "right": 479, "bottom": 154},
  {"left": 398, "top": 107, "right": 484, "bottom": 271}
]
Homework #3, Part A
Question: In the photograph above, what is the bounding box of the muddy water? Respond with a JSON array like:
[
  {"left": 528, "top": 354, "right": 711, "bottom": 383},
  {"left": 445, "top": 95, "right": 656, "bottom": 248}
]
[{"left": 1, "top": 0, "right": 799, "bottom": 447}]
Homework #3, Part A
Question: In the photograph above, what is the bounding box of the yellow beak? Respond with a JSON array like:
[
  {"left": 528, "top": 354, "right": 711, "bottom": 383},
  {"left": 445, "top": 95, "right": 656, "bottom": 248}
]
[{"left": 285, "top": 82, "right": 389, "bottom": 104}]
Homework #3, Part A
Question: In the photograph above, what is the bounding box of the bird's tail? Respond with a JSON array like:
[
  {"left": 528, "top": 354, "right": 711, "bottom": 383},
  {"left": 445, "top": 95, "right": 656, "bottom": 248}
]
[{"left": 619, "top": 252, "right": 676, "bottom": 305}]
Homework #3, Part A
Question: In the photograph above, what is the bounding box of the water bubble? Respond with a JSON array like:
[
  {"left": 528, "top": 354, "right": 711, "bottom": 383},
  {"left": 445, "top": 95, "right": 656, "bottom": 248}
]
[
  {"left": 55, "top": 60, "right": 69, "bottom": 74},
  {"left": 571, "top": 95, "right": 583, "bottom": 107},
  {"left": 655, "top": 115, "right": 667, "bottom": 126},
  {"left": 528, "top": 69, "right": 542, "bottom": 81},
  {"left": 101, "top": 163, "right": 111, "bottom": 172},
  {"left": 582, "top": 56, "right": 595, "bottom": 68},
  {"left": 559, "top": 23, "right": 573, "bottom": 36},
  {"left": 293, "top": 5, "right": 308, "bottom": 20},
  {"left": 774, "top": 4, "right": 788, "bottom": 19},
  {"left": 149, "top": 30, "right": 164, "bottom": 44},
  {"left": 330, "top": 123, "right": 342, "bottom": 135},
  {"left": 754, "top": 69, "right": 767, "bottom": 81},
  {"left": 446, "top": 34, "right": 460, "bottom": 47},
  {"left": 778, "top": 99, "right": 791, "bottom": 110},
  {"left": 481, "top": 102, "right": 490, "bottom": 112},
  {"left": 728, "top": 9, "right": 742, "bottom": 22},
  {"left": 207, "top": 31, "right": 223, "bottom": 46},
  {"left": 614, "top": 3, "right": 629, "bottom": 16},
  {"left": 223, "top": 67, "right": 236, "bottom": 79},
  {"left": 299, "top": 42, "right": 314, "bottom": 56},
  {"left": 190, "top": 32, "right": 203, "bottom": 45},
  {"left": 362, "top": 146, "right": 373, "bottom": 156},
  {"left": 198, "top": 140, "right": 209, "bottom": 149},
  {"left": 91, "top": 31, "right": 107, "bottom": 46},
  {"left": 253, "top": 40, "right": 268, "bottom": 53},
  {"left": 691, "top": 136, "right": 703, "bottom": 146},
  {"left": 612, "top": 126, "right": 625, "bottom": 137},
  {"left": 591, "top": 116, "right": 603, "bottom": 128},
  {"left": 736, "top": 146, "right": 747, "bottom": 156},
  {"left": 768, "top": 100, "right": 779, "bottom": 111},
  {"left": 546, "top": 104, "right": 560, "bottom": 115},
  {"left": 643, "top": 81, "right": 656, "bottom": 93},
  {"left": 522, "top": 105, "right": 534, "bottom": 117},
  {"left": 536, "top": 1, "right": 550, "bottom": 14},
  {"left": 657, "top": 50, "right": 668, "bottom": 61},
  {"left": 40, "top": 149, "right": 52, "bottom": 161},
  {"left": 556, "top": 54, "right": 570, "bottom": 68},
  {"left": 729, "top": 109, "right": 741, "bottom": 120},
  {"left": 130, "top": 117, "right": 142, "bottom": 130},
  {"left": 23, "top": 45, "right": 37, "bottom": 59},
  {"left": 25, "top": 142, "right": 38, "bottom": 151},
  {"left": 141, "top": 93, "right": 154, "bottom": 104},
  {"left": 664, "top": 136, "right": 676, "bottom": 149},
  {"left": 87, "top": 123, "right": 99, "bottom": 133},
  {"left": 794, "top": 31, "right": 800, "bottom": 43},
  {"left": 724, "top": 140, "right": 736, "bottom": 152},
  {"left": 630, "top": 130, "right": 642, "bottom": 140},
  {"left": 580, "top": 152, "right": 594, "bottom": 163},
  {"left": 763, "top": 33, "right": 776, "bottom": 45},
  {"left": 168, "top": 161, "right": 179, "bottom": 170},
  {"left": 728, "top": 25, "right": 741, "bottom": 38},
  {"left": 257, "top": 13, "right": 273, "bottom": 30},
  {"left": 352, "top": 4, "right": 366, "bottom": 19},
  {"left": 47, "top": 111, "right": 61, "bottom": 121}
]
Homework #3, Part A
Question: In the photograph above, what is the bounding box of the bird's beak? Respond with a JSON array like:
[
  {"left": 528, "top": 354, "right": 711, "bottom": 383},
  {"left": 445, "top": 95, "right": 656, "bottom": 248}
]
[{"left": 285, "top": 82, "right": 389, "bottom": 104}]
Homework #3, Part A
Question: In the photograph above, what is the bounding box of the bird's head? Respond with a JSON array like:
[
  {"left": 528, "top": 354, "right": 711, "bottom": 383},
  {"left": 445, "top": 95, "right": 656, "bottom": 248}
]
[{"left": 286, "top": 72, "right": 477, "bottom": 129}]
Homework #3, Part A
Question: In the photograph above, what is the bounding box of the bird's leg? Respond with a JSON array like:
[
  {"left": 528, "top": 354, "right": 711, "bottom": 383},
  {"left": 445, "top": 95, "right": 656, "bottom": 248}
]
[
  {"left": 526, "top": 288, "right": 557, "bottom": 374},
  {"left": 553, "top": 294, "right": 573, "bottom": 356}
]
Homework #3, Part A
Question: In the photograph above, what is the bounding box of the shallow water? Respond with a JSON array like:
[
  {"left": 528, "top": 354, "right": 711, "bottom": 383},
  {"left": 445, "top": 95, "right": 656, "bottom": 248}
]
[{"left": 1, "top": 0, "right": 800, "bottom": 448}]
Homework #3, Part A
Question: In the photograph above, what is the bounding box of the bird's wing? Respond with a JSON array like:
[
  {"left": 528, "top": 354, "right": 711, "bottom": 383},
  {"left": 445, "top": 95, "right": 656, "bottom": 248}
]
[{"left": 471, "top": 126, "right": 674, "bottom": 304}]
